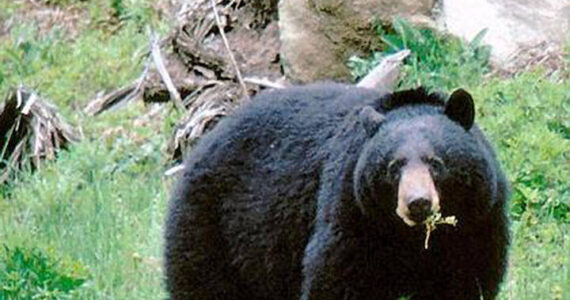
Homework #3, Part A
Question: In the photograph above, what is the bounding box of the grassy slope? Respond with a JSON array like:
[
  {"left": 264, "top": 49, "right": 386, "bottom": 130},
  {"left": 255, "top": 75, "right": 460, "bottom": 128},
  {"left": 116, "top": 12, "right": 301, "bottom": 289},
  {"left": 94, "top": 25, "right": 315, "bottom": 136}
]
[
  {"left": 0, "top": 4, "right": 568, "bottom": 300},
  {"left": 0, "top": 1, "right": 172, "bottom": 298},
  {"left": 474, "top": 75, "right": 569, "bottom": 300}
]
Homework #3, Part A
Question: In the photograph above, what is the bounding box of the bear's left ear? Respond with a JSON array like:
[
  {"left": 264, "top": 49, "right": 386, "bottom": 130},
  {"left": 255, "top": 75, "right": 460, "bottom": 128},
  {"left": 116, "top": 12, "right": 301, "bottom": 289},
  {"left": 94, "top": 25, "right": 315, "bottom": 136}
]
[
  {"left": 444, "top": 89, "right": 475, "bottom": 131},
  {"left": 359, "top": 106, "right": 385, "bottom": 137}
]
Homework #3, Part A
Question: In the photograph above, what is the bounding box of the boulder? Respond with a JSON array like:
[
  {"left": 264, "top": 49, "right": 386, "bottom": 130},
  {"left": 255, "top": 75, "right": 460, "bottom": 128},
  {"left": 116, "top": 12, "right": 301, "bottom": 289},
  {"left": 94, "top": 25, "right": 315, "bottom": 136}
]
[
  {"left": 438, "top": 0, "right": 570, "bottom": 65},
  {"left": 279, "top": 0, "right": 435, "bottom": 82}
]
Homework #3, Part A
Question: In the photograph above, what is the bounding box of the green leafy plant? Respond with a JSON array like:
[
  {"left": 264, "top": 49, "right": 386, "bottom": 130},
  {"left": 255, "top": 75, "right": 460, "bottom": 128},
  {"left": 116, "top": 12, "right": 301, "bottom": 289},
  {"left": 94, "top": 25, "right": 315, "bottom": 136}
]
[
  {"left": 477, "top": 75, "right": 570, "bottom": 223},
  {"left": 0, "top": 246, "right": 87, "bottom": 299},
  {"left": 348, "top": 18, "right": 491, "bottom": 91}
]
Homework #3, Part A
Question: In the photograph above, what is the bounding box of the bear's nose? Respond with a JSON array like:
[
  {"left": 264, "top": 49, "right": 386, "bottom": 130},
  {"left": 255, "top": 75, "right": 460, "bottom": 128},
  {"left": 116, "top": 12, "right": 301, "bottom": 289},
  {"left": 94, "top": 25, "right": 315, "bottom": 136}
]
[{"left": 407, "top": 197, "right": 432, "bottom": 223}]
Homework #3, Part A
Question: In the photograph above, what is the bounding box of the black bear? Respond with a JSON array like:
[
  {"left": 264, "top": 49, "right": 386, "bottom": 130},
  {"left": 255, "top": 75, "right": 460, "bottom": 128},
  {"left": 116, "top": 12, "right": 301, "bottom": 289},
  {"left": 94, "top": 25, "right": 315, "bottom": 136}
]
[{"left": 164, "top": 83, "right": 509, "bottom": 300}]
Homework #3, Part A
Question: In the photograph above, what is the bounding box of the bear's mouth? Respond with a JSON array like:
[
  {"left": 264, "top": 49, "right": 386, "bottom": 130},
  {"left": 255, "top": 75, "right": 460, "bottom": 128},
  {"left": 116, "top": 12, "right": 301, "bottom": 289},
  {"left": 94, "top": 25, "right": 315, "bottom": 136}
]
[{"left": 396, "top": 207, "right": 439, "bottom": 227}]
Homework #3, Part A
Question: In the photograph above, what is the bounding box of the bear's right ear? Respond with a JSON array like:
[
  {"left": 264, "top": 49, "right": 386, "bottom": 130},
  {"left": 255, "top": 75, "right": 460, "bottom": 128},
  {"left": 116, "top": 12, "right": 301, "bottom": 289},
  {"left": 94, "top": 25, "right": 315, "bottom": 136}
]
[
  {"left": 359, "top": 106, "right": 385, "bottom": 137},
  {"left": 444, "top": 89, "right": 475, "bottom": 131}
]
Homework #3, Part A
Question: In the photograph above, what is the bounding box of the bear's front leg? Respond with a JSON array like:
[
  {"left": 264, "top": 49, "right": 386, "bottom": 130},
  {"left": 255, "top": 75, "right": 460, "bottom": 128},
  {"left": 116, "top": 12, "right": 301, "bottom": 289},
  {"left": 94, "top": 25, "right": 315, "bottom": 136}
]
[
  {"left": 300, "top": 220, "right": 395, "bottom": 300},
  {"left": 301, "top": 223, "right": 356, "bottom": 300}
]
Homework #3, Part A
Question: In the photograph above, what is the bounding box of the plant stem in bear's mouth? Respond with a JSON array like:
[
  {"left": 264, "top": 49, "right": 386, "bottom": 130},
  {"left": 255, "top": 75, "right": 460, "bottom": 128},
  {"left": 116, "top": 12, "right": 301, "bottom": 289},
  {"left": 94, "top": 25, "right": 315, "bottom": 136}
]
[{"left": 424, "top": 212, "right": 457, "bottom": 249}]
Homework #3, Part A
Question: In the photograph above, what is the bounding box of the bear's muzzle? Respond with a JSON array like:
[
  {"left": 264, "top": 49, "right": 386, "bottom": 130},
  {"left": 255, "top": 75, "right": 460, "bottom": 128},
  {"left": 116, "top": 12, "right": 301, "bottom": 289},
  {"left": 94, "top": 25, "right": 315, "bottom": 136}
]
[{"left": 396, "top": 163, "right": 440, "bottom": 226}]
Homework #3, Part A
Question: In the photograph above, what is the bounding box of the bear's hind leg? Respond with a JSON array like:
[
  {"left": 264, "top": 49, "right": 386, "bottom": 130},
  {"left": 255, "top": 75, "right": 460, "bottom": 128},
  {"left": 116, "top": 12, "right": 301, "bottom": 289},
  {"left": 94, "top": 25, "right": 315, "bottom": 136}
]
[{"left": 165, "top": 199, "right": 251, "bottom": 300}]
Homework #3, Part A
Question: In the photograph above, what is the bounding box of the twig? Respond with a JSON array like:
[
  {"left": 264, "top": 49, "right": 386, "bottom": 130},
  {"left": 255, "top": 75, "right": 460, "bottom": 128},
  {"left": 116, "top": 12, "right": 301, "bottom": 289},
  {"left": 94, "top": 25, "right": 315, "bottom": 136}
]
[
  {"left": 165, "top": 164, "right": 185, "bottom": 176},
  {"left": 423, "top": 212, "right": 457, "bottom": 249},
  {"left": 150, "top": 32, "right": 185, "bottom": 110},
  {"left": 243, "top": 77, "right": 286, "bottom": 89},
  {"left": 124, "top": 47, "right": 153, "bottom": 105},
  {"left": 476, "top": 278, "right": 484, "bottom": 300},
  {"left": 210, "top": 0, "right": 250, "bottom": 101},
  {"left": 1, "top": 87, "right": 81, "bottom": 184},
  {"left": 0, "top": 139, "right": 25, "bottom": 185},
  {"left": 84, "top": 84, "right": 137, "bottom": 116}
]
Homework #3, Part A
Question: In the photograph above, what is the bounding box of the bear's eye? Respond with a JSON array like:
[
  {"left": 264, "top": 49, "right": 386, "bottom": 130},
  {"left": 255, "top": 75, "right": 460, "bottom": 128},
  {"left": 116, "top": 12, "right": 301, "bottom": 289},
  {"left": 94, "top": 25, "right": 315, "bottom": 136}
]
[
  {"left": 423, "top": 155, "right": 446, "bottom": 177},
  {"left": 387, "top": 158, "right": 407, "bottom": 180}
]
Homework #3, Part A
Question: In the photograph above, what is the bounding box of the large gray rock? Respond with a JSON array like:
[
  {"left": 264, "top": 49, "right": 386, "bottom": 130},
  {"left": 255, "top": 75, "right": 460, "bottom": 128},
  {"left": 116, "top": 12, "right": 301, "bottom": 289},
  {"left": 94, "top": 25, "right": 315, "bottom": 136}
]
[
  {"left": 279, "top": 0, "right": 435, "bottom": 82},
  {"left": 439, "top": 0, "right": 570, "bottom": 65},
  {"left": 279, "top": 0, "right": 568, "bottom": 81}
]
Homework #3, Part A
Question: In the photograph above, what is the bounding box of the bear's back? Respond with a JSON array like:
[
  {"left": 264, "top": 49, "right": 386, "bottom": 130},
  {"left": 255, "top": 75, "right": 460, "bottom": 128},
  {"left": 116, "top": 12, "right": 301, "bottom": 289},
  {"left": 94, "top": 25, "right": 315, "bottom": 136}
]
[
  {"left": 167, "top": 83, "right": 384, "bottom": 299},
  {"left": 181, "top": 83, "right": 384, "bottom": 182}
]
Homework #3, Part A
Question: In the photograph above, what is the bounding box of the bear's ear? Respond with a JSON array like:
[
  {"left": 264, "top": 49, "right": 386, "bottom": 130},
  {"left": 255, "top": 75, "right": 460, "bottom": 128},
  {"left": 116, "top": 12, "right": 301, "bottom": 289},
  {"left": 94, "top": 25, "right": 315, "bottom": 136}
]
[
  {"left": 444, "top": 89, "right": 475, "bottom": 131},
  {"left": 359, "top": 106, "right": 385, "bottom": 137}
]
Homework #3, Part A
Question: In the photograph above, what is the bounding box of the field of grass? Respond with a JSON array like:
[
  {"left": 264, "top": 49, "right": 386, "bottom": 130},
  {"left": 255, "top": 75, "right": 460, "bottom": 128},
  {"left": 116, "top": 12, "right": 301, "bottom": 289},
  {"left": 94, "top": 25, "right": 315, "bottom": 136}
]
[
  {"left": 0, "top": 1, "right": 172, "bottom": 298},
  {"left": 0, "top": 2, "right": 568, "bottom": 299}
]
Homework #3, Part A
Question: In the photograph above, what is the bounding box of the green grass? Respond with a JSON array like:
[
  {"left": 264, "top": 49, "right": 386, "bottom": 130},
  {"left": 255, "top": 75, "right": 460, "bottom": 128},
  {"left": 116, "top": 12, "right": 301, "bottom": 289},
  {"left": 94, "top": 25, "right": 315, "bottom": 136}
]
[
  {"left": 0, "top": 0, "right": 170, "bottom": 117},
  {"left": 0, "top": 1, "right": 171, "bottom": 298},
  {"left": 474, "top": 73, "right": 570, "bottom": 223},
  {"left": 471, "top": 75, "right": 569, "bottom": 300},
  {"left": 0, "top": 4, "right": 568, "bottom": 300},
  {"left": 0, "top": 136, "right": 169, "bottom": 299},
  {"left": 1, "top": 24, "right": 144, "bottom": 109}
]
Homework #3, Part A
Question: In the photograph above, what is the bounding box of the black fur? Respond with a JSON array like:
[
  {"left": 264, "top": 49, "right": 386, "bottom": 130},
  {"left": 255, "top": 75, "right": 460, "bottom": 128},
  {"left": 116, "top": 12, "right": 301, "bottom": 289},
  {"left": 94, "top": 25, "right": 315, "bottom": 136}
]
[{"left": 164, "top": 83, "right": 509, "bottom": 300}]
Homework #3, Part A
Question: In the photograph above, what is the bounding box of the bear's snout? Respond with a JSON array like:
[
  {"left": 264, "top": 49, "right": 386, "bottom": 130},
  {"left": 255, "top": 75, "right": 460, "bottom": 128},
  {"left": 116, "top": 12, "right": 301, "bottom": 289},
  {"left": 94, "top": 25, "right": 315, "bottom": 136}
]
[
  {"left": 396, "top": 163, "right": 440, "bottom": 226},
  {"left": 407, "top": 197, "right": 432, "bottom": 223}
]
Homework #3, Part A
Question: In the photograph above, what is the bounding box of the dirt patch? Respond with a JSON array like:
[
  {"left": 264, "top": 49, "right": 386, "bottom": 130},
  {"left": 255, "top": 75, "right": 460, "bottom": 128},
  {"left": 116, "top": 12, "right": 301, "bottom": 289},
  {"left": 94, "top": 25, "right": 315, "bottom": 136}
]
[{"left": 495, "top": 42, "right": 569, "bottom": 79}]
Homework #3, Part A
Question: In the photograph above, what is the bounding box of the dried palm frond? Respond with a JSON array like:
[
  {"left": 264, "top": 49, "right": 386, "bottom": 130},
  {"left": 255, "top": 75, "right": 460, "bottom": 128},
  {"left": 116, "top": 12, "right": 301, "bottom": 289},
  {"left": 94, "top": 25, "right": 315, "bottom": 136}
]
[
  {"left": 0, "top": 87, "right": 82, "bottom": 184},
  {"left": 167, "top": 82, "right": 240, "bottom": 160}
]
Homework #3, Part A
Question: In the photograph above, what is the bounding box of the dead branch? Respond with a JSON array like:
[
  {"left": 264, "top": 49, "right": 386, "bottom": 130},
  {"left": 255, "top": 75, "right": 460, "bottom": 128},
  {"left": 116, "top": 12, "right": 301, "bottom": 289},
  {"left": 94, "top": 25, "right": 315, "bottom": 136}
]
[
  {"left": 243, "top": 76, "right": 288, "bottom": 89},
  {"left": 164, "top": 164, "right": 185, "bottom": 177},
  {"left": 84, "top": 83, "right": 137, "bottom": 116},
  {"left": 81, "top": 1, "right": 282, "bottom": 161},
  {"left": 357, "top": 49, "right": 410, "bottom": 92},
  {"left": 150, "top": 31, "right": 185, "bottom": 110},
  {"left": 1, "top": 87, "right": 82, "bottom": 184},
  {"left": 210, "top": 0, "right": 250, "bottom": 101},
  {"left": 84, "top": 48, "right": 153, "bottom": 116},
  {"left": 167, "top": 82, "right": 239, "bottom": 159}
]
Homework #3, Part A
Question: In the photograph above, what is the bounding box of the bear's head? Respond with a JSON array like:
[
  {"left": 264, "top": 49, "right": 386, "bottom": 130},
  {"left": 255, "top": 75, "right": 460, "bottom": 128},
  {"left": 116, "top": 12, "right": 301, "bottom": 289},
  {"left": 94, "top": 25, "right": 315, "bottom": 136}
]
[{"left": 354, "top": 88, "right": 495, "bottom": 229}]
